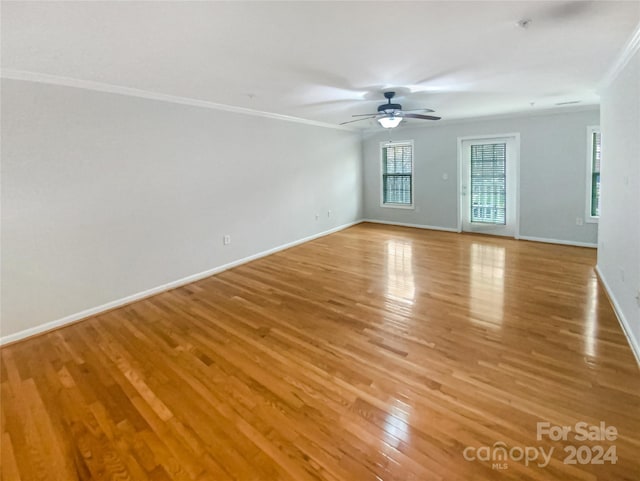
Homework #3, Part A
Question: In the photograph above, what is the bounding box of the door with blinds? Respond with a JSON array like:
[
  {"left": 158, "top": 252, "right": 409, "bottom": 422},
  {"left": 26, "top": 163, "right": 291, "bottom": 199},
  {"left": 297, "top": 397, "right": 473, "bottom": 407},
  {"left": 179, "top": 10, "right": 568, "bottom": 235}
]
[{"left": 460, "top": 136, "right": 518, "bottom": 237}]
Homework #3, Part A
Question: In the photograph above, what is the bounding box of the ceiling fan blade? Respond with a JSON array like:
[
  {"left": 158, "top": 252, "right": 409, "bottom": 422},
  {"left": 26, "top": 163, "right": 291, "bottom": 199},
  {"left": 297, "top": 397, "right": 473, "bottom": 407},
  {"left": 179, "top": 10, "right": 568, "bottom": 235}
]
[
  {"left": 403, "top": 113, "right": 442, "bottom": 121},
  {"left": 402, "top": 108, "right": 435, "bottom": 113},
  {"left": 351, "top": 113, "right": 381, "bottom": 117},
  {"left": 340, "top": 116, "right": 376, "bottom": 125}
]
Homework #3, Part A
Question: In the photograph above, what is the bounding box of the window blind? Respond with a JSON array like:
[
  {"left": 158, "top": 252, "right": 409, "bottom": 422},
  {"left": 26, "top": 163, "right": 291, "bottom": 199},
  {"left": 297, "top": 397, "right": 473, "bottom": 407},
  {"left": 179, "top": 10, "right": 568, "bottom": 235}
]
[
  {"left": 591, "top": 131, "right": 601, "bottom": 217},
  {"left": 383, "top": 143, "right": 413, "bottom": 205},
  {"left": 470, "top": 143, "right": 506, "bottom": 224}
]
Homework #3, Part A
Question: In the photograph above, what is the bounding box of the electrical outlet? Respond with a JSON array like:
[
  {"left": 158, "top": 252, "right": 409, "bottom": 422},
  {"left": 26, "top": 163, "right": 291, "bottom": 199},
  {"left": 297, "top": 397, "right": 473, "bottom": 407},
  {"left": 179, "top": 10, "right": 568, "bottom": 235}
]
[
  {"left": 223, "top": 235, "right": 231, "bottom": 245},
  {"left": 327, "top": 210, "right": 332, "bottom": 217},
  {"left": 620, "top": 267, "right": 625, "bottom": 282},
  {"left": 576, "top": 217, "right": 584, "bottom": 226},
  {"left": 636, "top": 288, "right": 640, "bottom": 307},
  {"left": 315, "top": 213, "right": 319, "bottom": 220}
]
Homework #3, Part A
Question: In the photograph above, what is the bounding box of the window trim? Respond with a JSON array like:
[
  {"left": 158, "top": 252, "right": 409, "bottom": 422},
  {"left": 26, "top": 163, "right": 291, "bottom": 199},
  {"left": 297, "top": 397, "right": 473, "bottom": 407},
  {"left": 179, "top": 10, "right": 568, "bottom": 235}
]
[
  {"left": 585, "top": 125, "right": 601, "bottom": 224},
  {"left": 379, "top": 140, "right": 415, "bottom": 210}
]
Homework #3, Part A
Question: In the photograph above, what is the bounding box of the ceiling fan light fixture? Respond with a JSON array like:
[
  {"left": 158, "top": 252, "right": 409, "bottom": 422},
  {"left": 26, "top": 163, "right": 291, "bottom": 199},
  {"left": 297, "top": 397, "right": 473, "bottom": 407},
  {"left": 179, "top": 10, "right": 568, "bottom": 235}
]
[{"left": 378, "top": 115, "right": 402, "bottom": 129}]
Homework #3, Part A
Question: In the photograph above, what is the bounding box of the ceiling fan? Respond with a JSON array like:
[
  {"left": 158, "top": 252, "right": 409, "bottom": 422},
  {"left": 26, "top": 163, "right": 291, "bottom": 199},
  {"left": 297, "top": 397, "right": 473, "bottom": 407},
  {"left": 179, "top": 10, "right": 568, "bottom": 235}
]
[{"left": 340, "top": 91, "right": 441, "bottom": 128}]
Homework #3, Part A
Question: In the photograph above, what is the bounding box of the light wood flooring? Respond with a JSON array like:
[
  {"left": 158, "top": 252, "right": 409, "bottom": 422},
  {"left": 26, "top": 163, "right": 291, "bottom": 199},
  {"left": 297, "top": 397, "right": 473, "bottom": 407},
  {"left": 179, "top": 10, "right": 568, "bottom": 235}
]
[{"left": 2, "top": 223, "right": 639, "bottom": 480}]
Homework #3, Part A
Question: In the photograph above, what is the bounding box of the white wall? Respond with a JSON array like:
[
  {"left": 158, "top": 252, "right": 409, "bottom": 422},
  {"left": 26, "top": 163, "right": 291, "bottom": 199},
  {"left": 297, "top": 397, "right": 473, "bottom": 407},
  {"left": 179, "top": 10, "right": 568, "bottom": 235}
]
[
  {"left": 598, "top": 46, "right": 640, "bottom": 358},
  {"left": 0, "top": 79, "right": 363, "bottom": 341},
  {"left": 362, "top": 109, "right": 600, "bottom": 245}
]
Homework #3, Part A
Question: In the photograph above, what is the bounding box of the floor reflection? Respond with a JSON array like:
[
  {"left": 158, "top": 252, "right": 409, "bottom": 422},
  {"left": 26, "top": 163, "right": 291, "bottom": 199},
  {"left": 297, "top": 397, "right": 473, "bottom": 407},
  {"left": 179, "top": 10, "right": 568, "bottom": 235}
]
[
  {"left": 383, "top": 399, "right": 412, "bottom": 446},
  {"left": 385, "top": 240, "right": 415, "bottom": 305},
  {"left": 469, "top": 242, "right": 505, "bottom": 329},
  {"left": 584, "top": 276, "right": 599, "bottom": 357}
]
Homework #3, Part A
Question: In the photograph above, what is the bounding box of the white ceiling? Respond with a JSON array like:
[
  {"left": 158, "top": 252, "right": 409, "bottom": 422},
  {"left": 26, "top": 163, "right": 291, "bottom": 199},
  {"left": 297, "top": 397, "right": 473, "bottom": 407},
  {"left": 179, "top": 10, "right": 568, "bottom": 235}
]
[{"left": 2, "top": 1, "right": 638, "bottom": 128}]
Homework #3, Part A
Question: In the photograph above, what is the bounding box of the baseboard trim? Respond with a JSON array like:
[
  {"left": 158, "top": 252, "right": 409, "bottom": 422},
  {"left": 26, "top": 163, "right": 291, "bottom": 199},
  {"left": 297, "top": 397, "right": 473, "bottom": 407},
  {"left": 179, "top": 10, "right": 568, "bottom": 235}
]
[
  {"left": 362, "top": 221, "right": 596, "bottom": 249},
  {"left": 518, "top": 235, "right": 597, "bottom": 249},
  {"left": 0, "top": 220, "right": 361, "bottom": 346},
  {"left": 595, "top": 265, "right": 640, "bottom": 366},
  {"left": 361, "top": 219, "right": 458, "bottom": 233}
]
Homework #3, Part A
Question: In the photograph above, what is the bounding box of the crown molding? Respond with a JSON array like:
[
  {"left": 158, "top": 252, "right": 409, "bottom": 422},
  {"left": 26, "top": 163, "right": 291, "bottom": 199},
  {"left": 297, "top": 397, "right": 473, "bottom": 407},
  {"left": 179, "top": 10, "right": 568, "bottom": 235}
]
[
  {"left": 600, "top": 21, "right": 640, "bottom": 90},
  {"left": 1, "top": 68, "right": 603, "bottom": 134},
  {"left": 0, "top": 69, "right": 357, "bottom": 132},
  {"left": 361, "top": 103, "right": 600, "bottom": 135}
]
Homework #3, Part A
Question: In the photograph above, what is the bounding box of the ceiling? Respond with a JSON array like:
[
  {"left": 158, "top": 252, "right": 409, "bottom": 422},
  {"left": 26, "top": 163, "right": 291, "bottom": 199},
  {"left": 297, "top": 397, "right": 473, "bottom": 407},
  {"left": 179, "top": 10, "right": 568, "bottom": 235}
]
[{"left": 2, "top": 1, "right": 639, "bottom": 128}]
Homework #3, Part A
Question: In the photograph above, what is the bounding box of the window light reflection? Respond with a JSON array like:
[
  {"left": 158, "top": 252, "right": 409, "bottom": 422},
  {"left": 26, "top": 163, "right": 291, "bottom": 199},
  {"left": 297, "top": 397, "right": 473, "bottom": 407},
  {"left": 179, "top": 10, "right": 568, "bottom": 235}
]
[
  {"left": 584, "top": 276, "right": 598, "bottom": 358},
  {"left": 469, "top": 243, "right": 505, "bottom": 329},
  {"left": 385, "top": 240, "right": 415, "bottom": 304}
]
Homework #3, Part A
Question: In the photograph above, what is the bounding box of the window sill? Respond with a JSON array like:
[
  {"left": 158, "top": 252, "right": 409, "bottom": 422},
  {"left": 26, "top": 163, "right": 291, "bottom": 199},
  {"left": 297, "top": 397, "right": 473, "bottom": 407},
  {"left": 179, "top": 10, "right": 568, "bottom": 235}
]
[
  {"left": 381, "top": 203, "right": 415, "bottom": 210},
  {"left": 585, "top": 216, "right": 599, "bottom": 224}
]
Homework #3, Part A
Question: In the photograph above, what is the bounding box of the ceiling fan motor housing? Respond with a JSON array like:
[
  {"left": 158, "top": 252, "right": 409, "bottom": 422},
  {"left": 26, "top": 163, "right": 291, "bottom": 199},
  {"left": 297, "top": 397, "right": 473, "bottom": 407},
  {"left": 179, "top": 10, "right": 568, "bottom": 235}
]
[
  {"left": 378, "top": 103, "right": 402, "bottom": 113},
  {"left": 380, "top": 91, "right": 401, "bottom": 113}
]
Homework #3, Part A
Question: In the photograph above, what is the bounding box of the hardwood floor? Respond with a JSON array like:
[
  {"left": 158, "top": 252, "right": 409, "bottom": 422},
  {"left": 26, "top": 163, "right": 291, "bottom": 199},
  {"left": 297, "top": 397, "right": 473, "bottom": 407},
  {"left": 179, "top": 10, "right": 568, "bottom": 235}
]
[{"left": 2, "top": 222, "right": 639, "bottom": 481}]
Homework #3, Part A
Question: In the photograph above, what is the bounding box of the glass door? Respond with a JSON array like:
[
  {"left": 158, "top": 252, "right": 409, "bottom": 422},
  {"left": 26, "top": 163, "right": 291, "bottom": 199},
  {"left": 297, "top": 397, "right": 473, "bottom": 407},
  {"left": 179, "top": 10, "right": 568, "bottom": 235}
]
[{"left": 460, "top": 136, "right": 518, "bottom": 237}]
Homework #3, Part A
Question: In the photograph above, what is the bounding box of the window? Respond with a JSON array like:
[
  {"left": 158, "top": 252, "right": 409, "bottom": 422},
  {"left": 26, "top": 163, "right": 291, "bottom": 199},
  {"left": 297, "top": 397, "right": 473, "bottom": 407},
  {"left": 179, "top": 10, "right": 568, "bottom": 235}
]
[
  {"left": 470, "top": 142, "right": 507, "bottom": 225},
  {"left": 381, "top": 141, "right": 414, "bottom": 208},
  {"left": 587, "top": 126, "right": 601, "bottom": 222}
]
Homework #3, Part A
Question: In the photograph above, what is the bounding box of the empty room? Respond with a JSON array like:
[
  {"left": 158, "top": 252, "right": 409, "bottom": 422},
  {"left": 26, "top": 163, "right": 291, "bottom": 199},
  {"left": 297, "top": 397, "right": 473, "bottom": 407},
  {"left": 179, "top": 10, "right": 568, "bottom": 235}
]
[{"left": 2, "top": 1, "right": 640, "bottom": 480}]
